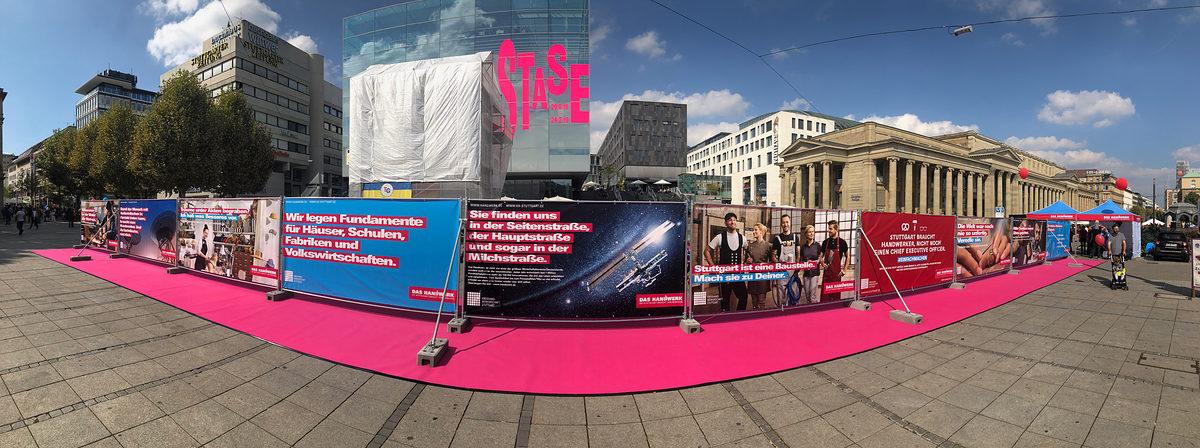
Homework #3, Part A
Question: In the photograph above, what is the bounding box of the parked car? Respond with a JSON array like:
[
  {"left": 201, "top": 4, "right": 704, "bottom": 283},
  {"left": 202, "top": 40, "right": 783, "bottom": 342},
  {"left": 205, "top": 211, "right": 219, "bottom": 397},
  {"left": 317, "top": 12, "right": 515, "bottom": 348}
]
[{"left": 1153, "top": 232, "right": 1189, "bottom": 261}]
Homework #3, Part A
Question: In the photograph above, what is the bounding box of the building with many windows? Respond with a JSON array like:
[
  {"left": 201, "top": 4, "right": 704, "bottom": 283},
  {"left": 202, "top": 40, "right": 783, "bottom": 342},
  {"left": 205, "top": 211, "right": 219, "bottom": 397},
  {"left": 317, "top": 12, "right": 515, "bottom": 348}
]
[
  {"left": 4, "top": 130, "right": 62, "bottom": 205},
  {"left": 686, "top": 110, "right": 857, "bottom": 206},
  {"left": 597, "top": 100, "right": 686, "bottom": 185},
  {"left": 343, "top": 0, "right": 590, "bottom": 199},
  {"left": 162, "top": 20, "right": 345, "bottom": 197},
  {"left": 75, "top": 70, "right": 158, "bottom": 128},
  {"left": 776, "top": 123, "right": 1099, "bottom": 215}
]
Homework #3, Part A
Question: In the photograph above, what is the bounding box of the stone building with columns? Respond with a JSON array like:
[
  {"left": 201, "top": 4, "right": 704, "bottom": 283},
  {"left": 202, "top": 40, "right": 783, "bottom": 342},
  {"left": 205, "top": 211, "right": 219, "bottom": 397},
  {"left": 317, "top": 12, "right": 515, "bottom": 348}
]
[{"left": 776, "top": 122, "right": 1098, "bottom": 216}]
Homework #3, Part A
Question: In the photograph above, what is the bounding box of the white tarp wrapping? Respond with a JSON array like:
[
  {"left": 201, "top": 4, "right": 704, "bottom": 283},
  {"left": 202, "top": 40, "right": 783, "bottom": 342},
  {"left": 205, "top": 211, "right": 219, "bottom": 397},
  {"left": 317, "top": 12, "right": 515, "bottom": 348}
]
[{"left": 349, "top": 52, "right": 509, "bottom": 196}]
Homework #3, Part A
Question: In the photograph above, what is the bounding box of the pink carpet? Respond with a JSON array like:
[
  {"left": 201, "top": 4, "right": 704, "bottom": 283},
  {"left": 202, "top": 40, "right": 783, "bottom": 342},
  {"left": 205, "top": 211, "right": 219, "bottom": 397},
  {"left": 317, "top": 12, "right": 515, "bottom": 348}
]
[{"left": 37, "top": 248, "right": 1103, "bottom": 394}]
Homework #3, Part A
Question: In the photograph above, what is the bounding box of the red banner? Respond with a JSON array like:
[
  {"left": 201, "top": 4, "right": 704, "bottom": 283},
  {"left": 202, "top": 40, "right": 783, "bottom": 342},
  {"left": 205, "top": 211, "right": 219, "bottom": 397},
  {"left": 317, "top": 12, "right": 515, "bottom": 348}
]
[{"left": 859, "top": 212, "right": 956, "bottom": 296}]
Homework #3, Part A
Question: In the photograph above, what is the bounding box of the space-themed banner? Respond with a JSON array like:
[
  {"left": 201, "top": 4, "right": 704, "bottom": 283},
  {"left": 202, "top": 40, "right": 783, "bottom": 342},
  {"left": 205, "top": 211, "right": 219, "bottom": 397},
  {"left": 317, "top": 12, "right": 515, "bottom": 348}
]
[
  {"left": 859, "top": 212, "right": 956, "bottom": 296},
  {"left": 953, "top": 217, "right": 1011, "bottom": 282},
  {"left": 463, "top": 200, "right": 687, "bottom": 318},
  {"left": 177, "top": 198, "right": 281, "bottom": 287},
  {"left": 80, "top": 200, "right": 119, "bottom": 251},
  {"left": 280, "top": 198, "right": 461, "bottom": 312},
  {"left": 117, "top": 199, "right": 179, "bottom": 264},
  {"left": 1010, "top": 216, "right": 1047, "bottom": 268},
  {"left": 1045, "top": 220, "right": 1070, "bottom": 260},
  {"left": 690, "top": 204, "right": 859, "bottom": 314}
]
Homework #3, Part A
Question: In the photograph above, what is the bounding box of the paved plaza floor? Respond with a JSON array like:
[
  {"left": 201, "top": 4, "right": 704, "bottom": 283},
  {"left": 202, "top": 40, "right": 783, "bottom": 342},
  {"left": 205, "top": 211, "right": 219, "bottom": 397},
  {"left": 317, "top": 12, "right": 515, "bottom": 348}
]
[{"left": 1, "top": 221, "right": 1198, "bottom": 448}]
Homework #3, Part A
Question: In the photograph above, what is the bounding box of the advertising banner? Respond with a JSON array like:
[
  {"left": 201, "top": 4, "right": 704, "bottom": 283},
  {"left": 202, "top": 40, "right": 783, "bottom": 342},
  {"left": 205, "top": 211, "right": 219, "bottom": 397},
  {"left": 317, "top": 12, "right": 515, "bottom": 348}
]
[
  {"left": 80, "top": 200, "right": 119, "bottom": 251},
  {"left": 1045, "top": 220, "right": 1070, "bottom": 260},
  {"left": 463, "top": 200, "right": 686, "bottom": 319},
  {"left": 689, "top": 205, "right": 858, "bottom": 314},
  {"left": 859, "top": 212, "right": 956, "bottom": 296},
  {"left": 1011, "top": 217, "right": 1047, "bottom": 268},
  {"left": 117, "top": 199, "right": 179, "bottom": 264},
  {"left": 280, "top": 198, "right": 461, "bottom": 312},
  {"left": 954, "top": 217, "right": 1011, "bottom": 281},
  {"left": 177, "top": 198, "right": 281, "bottom": 287},
  {"left": 1192, "top": 240, "right": 1200, "bottom": 298}
]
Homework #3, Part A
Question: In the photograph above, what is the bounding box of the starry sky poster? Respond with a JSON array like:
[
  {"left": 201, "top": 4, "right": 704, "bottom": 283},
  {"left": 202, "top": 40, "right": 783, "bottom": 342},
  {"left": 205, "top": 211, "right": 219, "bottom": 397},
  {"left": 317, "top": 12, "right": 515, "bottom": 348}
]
[{"left": 463, "top": 200, "right": 687, "bottom": 319}]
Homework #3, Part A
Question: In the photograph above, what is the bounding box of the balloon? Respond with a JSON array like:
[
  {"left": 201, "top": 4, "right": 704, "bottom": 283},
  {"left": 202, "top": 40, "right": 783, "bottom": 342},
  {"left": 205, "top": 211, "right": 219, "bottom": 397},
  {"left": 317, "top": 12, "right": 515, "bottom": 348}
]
[
  {"left": 1019, "top": 167, "right": 1028, "bottom": 179},
  {"left": 1115, "top": 177, "right": 1128, "bottom": 191},
  {"left": 1095, "top": 234, "right": 1105, "bottom": 246},
  {"left": 1179, "top": 170, "right": 1184, "bottom": 176}
]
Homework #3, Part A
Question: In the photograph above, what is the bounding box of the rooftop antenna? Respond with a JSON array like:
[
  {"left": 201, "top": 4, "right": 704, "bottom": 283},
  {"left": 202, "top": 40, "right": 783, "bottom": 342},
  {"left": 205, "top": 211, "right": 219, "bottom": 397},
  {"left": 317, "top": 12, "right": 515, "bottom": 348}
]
[{"left": 217, "top": 0, "right": 233, "bottom": 28}]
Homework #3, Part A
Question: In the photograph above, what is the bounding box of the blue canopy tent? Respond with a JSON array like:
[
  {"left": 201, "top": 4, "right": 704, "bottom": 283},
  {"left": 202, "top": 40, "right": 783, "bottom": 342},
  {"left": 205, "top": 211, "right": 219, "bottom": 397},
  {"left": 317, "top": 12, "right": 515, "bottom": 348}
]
[
  {"left": 1027, "top": 200, "right": 1079, "bottom": 220},
  {"left": 1078, "top": 200, "right": 1142, "bottom": 258}
]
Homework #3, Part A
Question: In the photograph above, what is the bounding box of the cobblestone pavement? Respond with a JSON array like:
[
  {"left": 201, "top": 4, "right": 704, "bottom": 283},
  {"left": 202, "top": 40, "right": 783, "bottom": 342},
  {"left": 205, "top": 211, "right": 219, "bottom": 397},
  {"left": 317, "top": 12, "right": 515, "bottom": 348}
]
[{"left": 2, "top": 221, "right": 1198, "bottom": 447}]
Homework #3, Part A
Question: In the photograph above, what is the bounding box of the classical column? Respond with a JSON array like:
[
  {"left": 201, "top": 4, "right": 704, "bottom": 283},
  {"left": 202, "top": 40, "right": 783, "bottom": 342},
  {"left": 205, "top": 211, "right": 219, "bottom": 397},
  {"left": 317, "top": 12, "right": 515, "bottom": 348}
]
[
  {"left": 958, "top": 170, "right": 967, "bottom": 216},
  {"left": 945, "top": 168, "right": 956, "bottom": 215},
  {"left": 919, "top": 163, "right": 929, "bottom": 214},
  {"left": 821, "top": 161, "right": 831, "bottom": 209},
  {"left": 984, "top": 172, "right": 994, "bottom": 216},
  {"left": 793, "top": 167, "right": 803, "bottom": 208},
  {"left": 968, "top": 172, "right": 976, "bottom": 216},
  {"left": 780, "top": 168, "right": 792, "bottom": 206},
  {"left": 904, "top": 160, "right": 915, "bottom": 213},
  {"left": 1008, "top": 174, "right": 1017, "bottom": 214},
  {"left": 887, "top": 157, "right": 899, "bottom": 212},
  {"left": 932, "top": 166, "right": 942, "bottom": 215},
  {"left": 807, "top": 163, "right": 816, "bottom": 209}
]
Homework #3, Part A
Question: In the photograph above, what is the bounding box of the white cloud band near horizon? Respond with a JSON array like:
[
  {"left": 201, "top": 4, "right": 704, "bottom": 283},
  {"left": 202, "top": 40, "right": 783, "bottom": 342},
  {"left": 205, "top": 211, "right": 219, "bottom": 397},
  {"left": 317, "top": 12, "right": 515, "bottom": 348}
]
[{"left": 144, "top": 0, "right": 316, "bottom": 68}]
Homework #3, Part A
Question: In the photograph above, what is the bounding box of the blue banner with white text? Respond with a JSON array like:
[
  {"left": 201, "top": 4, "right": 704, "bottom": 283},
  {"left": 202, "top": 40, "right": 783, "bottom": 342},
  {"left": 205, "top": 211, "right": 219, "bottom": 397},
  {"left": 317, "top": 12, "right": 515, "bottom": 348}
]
[
  {"left": 1046, "top": 220, "right": 1070, "bottom": 260},
  {"left": 280, "top": 198, "right": 461, "bottom": 312}
]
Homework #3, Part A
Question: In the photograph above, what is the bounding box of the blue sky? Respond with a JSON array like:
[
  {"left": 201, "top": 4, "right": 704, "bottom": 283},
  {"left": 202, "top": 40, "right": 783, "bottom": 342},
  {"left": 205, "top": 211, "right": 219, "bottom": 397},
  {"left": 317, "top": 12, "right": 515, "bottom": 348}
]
[{"left": 2, "top": 0, "right": 1198, "bottom": 203}]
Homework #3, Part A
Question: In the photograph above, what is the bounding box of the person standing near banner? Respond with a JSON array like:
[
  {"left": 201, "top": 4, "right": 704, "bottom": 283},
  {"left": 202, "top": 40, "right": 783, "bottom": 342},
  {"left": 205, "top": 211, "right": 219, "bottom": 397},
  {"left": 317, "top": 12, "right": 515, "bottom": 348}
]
[
  {"left": 705, "top": 212, "right": 749, "bottom": 312},
  {"left": 798, "top": 224, "right": 822, "bottom": 304},
  {"left": 819, "top": 220, "right": 850, "bottom": 302},
  {"left": 745, "top": 223, "right": 773, "bottom": 309},
  {"left": 771, "top": 214, "right": 802, "bottom": 306}
]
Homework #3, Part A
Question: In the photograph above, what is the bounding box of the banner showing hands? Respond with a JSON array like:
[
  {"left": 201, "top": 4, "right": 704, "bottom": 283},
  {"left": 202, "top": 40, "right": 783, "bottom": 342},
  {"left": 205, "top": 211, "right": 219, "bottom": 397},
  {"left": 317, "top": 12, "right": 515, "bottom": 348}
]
[{"left": 955, "top": 218, "right": 1012, "bottom": 280}]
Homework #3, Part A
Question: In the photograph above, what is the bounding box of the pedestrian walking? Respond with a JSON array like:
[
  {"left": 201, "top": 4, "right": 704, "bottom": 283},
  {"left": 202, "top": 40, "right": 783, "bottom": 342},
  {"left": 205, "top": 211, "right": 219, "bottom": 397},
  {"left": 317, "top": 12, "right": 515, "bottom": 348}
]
[
  {"left": 2, "top": 205, "right": 10, "bottom": 226},
  {"left": 67, "top": 206, "right": 75, "bottom": 228},
  {"left": 31, "top": 208, "right": 40, "bottom": 230},
  {"left": 15, "top": 208, "right": 26, "bottom": 235}
]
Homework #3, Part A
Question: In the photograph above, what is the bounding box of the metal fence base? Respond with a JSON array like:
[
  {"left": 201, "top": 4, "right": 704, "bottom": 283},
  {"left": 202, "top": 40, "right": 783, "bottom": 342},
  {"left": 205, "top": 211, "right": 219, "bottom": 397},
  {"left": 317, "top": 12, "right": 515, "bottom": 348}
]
[
  {"left": 679, "top": 318, "right": 702, "bottom": 334},
  {"left": 266, "top": 290, "right": 293, "bottom": 302},
  {"left": 849, "top": 300, "right": 871, "bottom": 311},
  {"left": 166, "top": 267, "right": 187, "bottom": 274},
  {"left": 1043, "top": 260, "right": 1054, "bottom": 265},
  {"left": 109, "top": 253, "right": 128, "bottom": 259},
  {"left": 889, "top": 310, "right": 923, "bottom": 325},
  {"left": 949, "top": 282, "right": 966, "bottom": 289},
  {"left": 1007, "top": 270, "right": 1021, "bottom": 275},
  {"left": 448, "top": 317, "right": 471, "bottom": 334},
  {"left": 417, "top": 338, "right": 449, "bottom": 367},
  {"left": 72, "top": 244, "right": 85, "bottom": 249},
  {"left": 69, "top": 255, "right": 92, "bottom": 262},
  {"left": 1068, "top": 263, "right": 1084, "bottom": 267}
]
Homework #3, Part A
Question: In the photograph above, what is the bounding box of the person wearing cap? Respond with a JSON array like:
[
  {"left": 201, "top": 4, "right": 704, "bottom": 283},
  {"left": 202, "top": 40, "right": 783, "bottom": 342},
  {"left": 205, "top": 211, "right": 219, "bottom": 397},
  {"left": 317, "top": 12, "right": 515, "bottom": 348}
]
[{"left": 704, "top": 212, "right": 750, "bottom": 312}]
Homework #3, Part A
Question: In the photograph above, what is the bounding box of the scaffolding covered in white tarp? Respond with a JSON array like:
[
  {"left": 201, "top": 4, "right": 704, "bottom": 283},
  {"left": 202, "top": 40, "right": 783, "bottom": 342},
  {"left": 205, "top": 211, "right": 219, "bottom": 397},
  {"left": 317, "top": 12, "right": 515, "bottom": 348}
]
[{"left": 348, "top": 52, "right": 512, "bottom": 198}]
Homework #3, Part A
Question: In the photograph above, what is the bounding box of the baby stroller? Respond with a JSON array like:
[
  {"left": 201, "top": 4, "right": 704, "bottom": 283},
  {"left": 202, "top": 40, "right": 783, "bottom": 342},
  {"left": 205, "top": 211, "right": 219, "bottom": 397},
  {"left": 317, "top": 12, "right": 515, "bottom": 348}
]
[{"left": 1110, "top": 256, "right": 1128, "bottom": 290}]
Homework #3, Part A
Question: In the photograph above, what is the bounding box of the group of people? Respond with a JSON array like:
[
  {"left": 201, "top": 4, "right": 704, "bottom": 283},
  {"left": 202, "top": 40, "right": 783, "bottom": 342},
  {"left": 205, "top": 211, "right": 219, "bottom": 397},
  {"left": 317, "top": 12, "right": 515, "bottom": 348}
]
[
  {"left": 703, "top": 212, "right": 851, "bottom": 312},
  {"left": 2, "top": 203, "right": 79, "bottom": 236},
  {"left": 1076, "top": 222, "right": 1129, "bottom": 261}
]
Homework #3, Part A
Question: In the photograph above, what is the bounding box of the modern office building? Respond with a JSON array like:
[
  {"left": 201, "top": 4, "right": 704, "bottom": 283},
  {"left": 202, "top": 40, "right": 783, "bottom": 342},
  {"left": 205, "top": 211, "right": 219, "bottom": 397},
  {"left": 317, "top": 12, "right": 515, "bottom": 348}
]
[
  {"left": 586, "top": 153, "right": 603, "bottom": 185},
  {"left": 162, "top": 19, "right": 346, "bottom": 197},
  {"left": 597, "top": 100, "right": 686, "bottom": 185},
  {"left": 344, "top": 0, "right": 590, "bottom": 198},
  {"left": 75, "top": 70, "right": 158, "bottom": 127},
  {"left": 776, "top": 123, "right": 1099, "bottom": 215},
  {"left": 687, "top": 110, "right": 857, "bottom": 206}
]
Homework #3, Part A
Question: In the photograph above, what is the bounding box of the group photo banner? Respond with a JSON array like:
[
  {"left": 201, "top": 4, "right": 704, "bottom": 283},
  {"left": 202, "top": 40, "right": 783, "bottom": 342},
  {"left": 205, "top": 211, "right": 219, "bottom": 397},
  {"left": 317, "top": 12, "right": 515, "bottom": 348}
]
[
  {"left": 1010, "top": 217, "right": 1047, "bottom": 268},
  {"left": 80, "top": 200, "right": 119, "bottom": 251},
  {"left": 117, "top": 199, "right": 179, "bottom": 264},
  {"left": 859, "top": 212, "right": 956, "bottom": 296},
  {"left": 280, "top": 198, "right": 461, "bottom": 312},
  {"left": 1045, "top": 220, "right": 1070, "bottom": 260},
  {"left": 954, "top": 217, "right": 1011, "bottom": 281},
  {"left": 690, "top": 204, "right": 858, "bottom": 314},
  {"left": 178, "top": 198, "right": 281, "bottom": 287},
  {"left": 463, "top": 200, "right": 687, "bottom": 319}
]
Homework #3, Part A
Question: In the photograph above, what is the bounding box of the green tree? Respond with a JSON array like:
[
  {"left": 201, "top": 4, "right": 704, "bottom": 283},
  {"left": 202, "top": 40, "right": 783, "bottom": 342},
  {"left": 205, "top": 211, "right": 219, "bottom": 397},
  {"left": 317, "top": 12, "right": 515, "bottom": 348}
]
[
  {"left": 1185, "top": 192, "right": 1200, "bottom": 205},
  {"left": 210, "top": 89, "right": 274, "bottom": 196},
  {"left": 72, "top": 121, "right": 104, "bottom": 196},
  {"left": 37, "top": 127, "right": 85, "bottom": 200},
  {"left": 90, "top": 103, "right": 142, "bottom": 197},
  {"left": 131, "top": 70, "right": 214, "bottom": 195}
]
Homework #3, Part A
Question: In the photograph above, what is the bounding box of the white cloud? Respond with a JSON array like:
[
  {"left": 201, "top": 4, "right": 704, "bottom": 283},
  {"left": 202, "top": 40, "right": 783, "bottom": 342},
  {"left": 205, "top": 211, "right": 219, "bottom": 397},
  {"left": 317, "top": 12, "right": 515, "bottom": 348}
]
[
  {"left": 590, "top": 22, "right": 611, "bottom": 54},
  {"left": 859, "top": 113, "right": 978, "bottom": 136},
  {"left": 1030, "top": 148, "right": 1170, "bottom": 195},
  {"left": 140, "top": 0, "right": 199, "bottom": 19},
  {"left": 1001, "top": 32, "right": 1025, "bottom": 46},
  {"left": 284, "top": 32, "right": 317, "bottom": 54},
  {"left": 1122, "top": 17, "right": 1137, "bottom": 27},
  {"left": 1003, "top": 136, "right": 1086, "bottom": 152},
  {"left": 780, "top": 98, "right": 811, "bottom": 110},
  {"left": 1037, "top": 90, "right": 1135, "bottom": 128},
  {"left": 146, "top": 0, "right": 282, "bottom": 67},
  {"left": 588, "top": 89, "right": 752, "bottom": 152},
  {"left": 625, "top": 30, "right": 681, "bottom": 61},
  {"left": 979, "top": 0, "right": 1057, "bottom": 33},
  {"left": 324, "top": 59, "right": 342, "bottom": 85},
  {"left": 1171, "top": 144, "right": 1200, "bottom": 163}
]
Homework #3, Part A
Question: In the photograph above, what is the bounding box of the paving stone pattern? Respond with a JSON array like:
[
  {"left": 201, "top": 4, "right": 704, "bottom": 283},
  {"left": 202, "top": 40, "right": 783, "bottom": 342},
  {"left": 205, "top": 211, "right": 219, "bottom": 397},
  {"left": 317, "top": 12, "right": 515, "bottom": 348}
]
[{"left": 3, "top": 222, "right": 1199, "bottom": 447}]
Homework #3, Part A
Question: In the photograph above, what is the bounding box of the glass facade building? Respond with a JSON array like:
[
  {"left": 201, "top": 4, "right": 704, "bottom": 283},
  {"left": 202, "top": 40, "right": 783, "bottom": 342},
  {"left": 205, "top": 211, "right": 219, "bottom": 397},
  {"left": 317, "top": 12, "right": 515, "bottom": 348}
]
[
  {"left": 75, "top": 70, "right": 158, "bottom": 128},
  {"left": 344, "top": 0, "right": 590, "bottom": 198}
]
